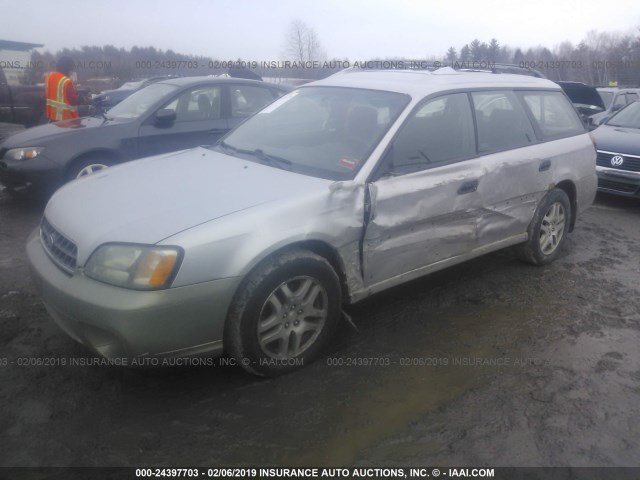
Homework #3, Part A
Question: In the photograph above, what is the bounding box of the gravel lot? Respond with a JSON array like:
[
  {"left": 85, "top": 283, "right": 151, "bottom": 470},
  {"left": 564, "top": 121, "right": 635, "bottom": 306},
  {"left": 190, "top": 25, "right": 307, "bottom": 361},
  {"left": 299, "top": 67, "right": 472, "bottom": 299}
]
[{"left": 1, "top": 122, "right": 639, "bottom": 467}]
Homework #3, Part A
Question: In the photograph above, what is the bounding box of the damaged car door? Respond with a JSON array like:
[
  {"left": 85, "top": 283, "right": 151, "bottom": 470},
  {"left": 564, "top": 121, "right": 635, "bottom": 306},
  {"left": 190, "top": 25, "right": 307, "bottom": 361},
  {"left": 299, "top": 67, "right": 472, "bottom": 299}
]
[
  {"left": 362, "top": 92, "right": 481, "bottom": 286},
  {"left": 468, "top": 90, "right": 541, "bottom": 246},
  {"left": 361, "top": 89, "right": 548, "bottom": 288}
]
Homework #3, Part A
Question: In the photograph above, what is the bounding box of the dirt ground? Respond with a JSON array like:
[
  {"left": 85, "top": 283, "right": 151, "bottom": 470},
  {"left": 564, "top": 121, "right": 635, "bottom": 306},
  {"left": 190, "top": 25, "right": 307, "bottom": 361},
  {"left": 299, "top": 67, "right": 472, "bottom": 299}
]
[{"left": 1, "top": 123, "right": 639, "bottom": 468}]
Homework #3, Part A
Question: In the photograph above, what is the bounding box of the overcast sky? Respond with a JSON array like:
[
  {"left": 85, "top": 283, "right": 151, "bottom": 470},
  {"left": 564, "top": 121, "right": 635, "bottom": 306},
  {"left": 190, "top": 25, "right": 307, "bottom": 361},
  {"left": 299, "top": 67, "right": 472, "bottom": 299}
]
[{"left": 3, "top": 0, "right": 640, "bottom": 59}]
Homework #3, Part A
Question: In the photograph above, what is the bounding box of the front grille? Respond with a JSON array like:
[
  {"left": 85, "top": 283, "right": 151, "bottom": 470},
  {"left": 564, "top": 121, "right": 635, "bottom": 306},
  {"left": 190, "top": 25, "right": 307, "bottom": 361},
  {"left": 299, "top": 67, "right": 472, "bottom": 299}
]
[
  {"left": 598, "top": 178, "right": 638, "bottom": 194},
  {"left": 40, "top": 217, "right": 77, "bottom": 273},
  {"left": 596, "top": 151, "right": 640, "bottom": 172}
]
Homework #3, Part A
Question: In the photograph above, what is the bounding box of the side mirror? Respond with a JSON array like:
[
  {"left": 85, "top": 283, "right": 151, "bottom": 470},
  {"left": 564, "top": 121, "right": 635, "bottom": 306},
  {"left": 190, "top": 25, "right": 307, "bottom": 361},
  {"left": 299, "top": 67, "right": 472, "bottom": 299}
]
[
  {"left": 611, "top": 103, "right": 624, "bottom": 113},
  {"left": 155, "top": 109, "right": 176, "bottom": 126}
]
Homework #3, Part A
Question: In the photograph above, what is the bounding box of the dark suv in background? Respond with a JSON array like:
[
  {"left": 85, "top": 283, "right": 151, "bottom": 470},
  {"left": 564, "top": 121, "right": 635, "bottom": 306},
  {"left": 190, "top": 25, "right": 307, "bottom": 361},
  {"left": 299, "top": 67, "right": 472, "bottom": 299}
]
[{"left": 556, "top": 81, "right": 606, "bottom": 126}]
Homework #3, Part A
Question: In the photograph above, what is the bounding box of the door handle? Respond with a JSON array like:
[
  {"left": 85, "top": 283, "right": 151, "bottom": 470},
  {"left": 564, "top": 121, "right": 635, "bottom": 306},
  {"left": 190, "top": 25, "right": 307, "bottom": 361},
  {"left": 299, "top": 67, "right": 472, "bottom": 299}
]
[
  {"left": 457, "top": 180, "right": 479, "bottom": 195},
  {"left": 539, "top": 159, "right": 551, "bottom": 172},
  {"left": 207, "top": 129, "right": 227, "bottom": 134}
]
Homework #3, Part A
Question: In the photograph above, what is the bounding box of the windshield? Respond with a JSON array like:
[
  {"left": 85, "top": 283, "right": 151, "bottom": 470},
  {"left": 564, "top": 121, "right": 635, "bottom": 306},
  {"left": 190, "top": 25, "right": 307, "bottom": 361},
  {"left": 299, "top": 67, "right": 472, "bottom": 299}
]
[
  {"left": 606, "top": 101, "right": 640, "bottom": 128},
  {"left": 106, "top": 83, "right": 179, "bottom": 119},
  {"left": 598, "top": 91, "right": 614, "bottom": 108},
  {"left": 217, "top": 86, "right": 409, "bottom": 180}
]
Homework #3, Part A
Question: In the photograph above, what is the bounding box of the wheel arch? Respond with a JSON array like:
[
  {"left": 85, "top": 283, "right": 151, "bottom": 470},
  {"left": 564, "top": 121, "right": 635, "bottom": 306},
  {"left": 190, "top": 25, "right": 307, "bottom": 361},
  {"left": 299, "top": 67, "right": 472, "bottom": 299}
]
[
  {"left": 65, "top": 149, "right": 121, "bottom": 179},
  {"left": 554, "top": 180, "right": 577, "bottom": 232},
  {"left": 232, "top": 239, "right": 351, "bottom": 306},
  {"left": 223, "top": 241, "right": 345, "bottom": 376}
]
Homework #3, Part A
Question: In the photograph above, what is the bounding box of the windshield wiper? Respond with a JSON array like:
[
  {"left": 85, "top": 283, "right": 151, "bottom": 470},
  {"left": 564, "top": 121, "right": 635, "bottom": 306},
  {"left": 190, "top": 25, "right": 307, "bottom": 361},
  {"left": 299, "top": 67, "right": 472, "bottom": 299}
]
[
  {"left": 218, "top": 142, "right": 292, "bottom": 171},
  {"left": 92, "top": 107, "right": 112, "bottom": 122},
  {"left": 251, "top": 149, "right": 293, "bottom": 171},
  {"left": 218, "top": 140, "right": 239, "bottom": 154}
]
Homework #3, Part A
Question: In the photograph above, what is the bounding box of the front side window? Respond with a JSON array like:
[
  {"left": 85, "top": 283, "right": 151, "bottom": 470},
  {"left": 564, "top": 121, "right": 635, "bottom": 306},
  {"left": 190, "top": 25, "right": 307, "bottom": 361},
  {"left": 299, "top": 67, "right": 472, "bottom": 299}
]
[
  {"left": 598, "top": 91, "right": 614, "bottom": 108},
  {"left": 218, "top": 87, "right": 409, "bottom": 180},
  {"left": 389, "top": 93, "right": 475, "bottom": 174},
  {"left": 521, "top": 91, "right": 584, "bottom": 138},
  {"left": 613, "top": 94, "right": 626, "bottom": 109},
  {"left": 159, "top": 86, "right": 222, "bottom": 122},
  {"left": 107, "top": 83, "right": 179, "bottom": 119},
  {"left": 472, "top": 91, "right": 536, "bottom": 153}
]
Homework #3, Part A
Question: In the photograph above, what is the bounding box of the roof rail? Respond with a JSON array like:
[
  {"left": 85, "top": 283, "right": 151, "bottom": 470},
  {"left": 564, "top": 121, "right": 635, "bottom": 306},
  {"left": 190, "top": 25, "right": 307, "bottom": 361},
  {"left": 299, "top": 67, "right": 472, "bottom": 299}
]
[
  {"left": 337, "top": 61, "right": 546, "bottom": 79},
  {"left": 457, "top": 63, "right": 546, "bottom": 79}
]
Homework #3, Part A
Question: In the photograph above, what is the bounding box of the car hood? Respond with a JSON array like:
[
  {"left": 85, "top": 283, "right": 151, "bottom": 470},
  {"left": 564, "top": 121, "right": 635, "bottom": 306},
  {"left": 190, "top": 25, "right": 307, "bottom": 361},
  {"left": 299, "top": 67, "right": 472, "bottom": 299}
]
[
  {"left": 557, "top": 82, "right": 605, "bottom": 110},
  {"left": 0, "top": 116, "right": 125, "bottom": 148},
  {"left": 591, "top": 125, "right": 640, "bottom": 154},
  {"left": 44, "top": 147, "right": 332, "bottom": 264}
]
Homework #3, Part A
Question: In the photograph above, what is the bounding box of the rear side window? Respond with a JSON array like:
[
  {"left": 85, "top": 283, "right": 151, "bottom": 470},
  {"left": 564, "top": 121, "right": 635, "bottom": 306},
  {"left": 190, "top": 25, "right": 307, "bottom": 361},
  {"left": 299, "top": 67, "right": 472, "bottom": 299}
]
[
  {"left": 231, "top": 85, "right": 277, "bottom": 118},
  {"left": 521, "top": 91, "right": 584, "bottom": 138},
  {"left": 472, "top": 91, "right": 536, "bottom": 153}
]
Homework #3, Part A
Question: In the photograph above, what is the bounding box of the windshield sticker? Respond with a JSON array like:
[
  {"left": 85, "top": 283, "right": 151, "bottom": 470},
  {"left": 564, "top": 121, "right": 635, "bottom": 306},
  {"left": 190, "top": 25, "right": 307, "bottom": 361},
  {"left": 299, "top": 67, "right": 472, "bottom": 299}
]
[
  {"left": 259, "top": 90, "right": 299, "bottom": 114},
  {"left": 338, "top": 157, "right": 359, "bottom": 170}
]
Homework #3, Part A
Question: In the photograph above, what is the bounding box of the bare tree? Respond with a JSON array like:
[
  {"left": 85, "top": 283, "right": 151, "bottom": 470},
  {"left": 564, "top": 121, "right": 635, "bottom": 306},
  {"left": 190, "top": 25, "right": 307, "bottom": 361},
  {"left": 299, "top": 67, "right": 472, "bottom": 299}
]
[
  {"left": 445, "top": 46, "right": 457, "bottom": 63},
  {"left": 284, "top": 19, "right": 325, "bottom": 63}
]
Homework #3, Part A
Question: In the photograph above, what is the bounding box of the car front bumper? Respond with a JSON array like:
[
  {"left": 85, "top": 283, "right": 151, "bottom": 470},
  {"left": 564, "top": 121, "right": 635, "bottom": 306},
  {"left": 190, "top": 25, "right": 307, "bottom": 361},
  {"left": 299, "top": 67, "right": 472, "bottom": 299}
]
[
  {"left": 0, "top": 154, "right": 64, "bottom": 193},
  {"left": 596, "top": 166, "right": 640, "bottom": 197},
  {"left": 26, "top": 228, "right": 242, "bottom": 360}
]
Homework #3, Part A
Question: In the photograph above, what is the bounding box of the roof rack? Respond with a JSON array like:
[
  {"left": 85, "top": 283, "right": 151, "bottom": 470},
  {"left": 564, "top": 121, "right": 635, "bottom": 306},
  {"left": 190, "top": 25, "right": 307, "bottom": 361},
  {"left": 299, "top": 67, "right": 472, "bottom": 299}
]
[
  {"left": 339, "top": 61, "right": 546, "bottom": 79},
  {"left": 458, "top": 63, "right": 546, "bottom": 79}
]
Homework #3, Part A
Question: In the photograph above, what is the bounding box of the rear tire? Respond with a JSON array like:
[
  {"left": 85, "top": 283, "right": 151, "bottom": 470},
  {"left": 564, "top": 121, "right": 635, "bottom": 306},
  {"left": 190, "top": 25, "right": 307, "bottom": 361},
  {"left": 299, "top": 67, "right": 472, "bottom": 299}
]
[
  {"left": 225, "top": 249, "right": 341, "bottom": 377},
  {"left": 518, "top": 188, "right": 571, "bottom": 266}
]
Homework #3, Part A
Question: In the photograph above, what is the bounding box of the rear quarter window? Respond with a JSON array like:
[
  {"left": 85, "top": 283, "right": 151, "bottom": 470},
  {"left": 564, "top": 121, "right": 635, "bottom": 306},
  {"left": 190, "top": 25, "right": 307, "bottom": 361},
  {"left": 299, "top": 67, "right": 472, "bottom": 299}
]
[{"left": 520, "top": 91, "right": 584, "bottom": 139}]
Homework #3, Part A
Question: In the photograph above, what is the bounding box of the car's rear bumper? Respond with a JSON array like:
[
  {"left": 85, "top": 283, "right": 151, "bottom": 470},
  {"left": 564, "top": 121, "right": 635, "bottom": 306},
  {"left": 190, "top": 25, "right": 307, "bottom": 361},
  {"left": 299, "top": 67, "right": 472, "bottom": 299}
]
[
  {"left": 596, "top": 166, "right": 640, "bottom": 197},
  {"left": 26, "top": 228, "right": 242, "bottom": 360}
]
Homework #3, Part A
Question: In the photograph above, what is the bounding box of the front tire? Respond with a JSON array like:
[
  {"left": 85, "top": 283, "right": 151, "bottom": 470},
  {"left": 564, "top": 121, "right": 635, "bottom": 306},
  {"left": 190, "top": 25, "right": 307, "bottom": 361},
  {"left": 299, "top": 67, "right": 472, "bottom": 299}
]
[
  {"left": 67, "top": 157, "right": 114, "bottom": 181},
  {"left": 518, "top": 188, "right": 571, "bottom": 265},
  {"left": 225, "top": 249, "right": 341, "bottom": 377}
]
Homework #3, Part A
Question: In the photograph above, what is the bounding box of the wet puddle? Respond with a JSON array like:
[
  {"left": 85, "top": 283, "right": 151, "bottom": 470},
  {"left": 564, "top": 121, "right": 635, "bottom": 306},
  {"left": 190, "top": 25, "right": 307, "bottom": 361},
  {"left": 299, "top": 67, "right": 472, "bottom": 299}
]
[{"left": 225, "top": 305, "right": 544, "bottom": 465}]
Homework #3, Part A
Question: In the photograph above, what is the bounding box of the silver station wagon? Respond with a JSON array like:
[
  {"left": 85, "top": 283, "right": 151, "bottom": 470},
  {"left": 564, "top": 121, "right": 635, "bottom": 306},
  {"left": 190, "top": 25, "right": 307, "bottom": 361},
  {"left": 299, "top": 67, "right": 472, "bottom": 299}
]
[{"left": 27, "top": 68, "right": 597, "bottom": 376}]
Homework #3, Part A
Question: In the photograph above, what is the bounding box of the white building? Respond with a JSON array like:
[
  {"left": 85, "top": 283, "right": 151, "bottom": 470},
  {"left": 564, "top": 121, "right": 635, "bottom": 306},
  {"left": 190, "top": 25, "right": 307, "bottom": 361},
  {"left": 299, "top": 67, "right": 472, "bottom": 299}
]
[{"left": 0, "top": 39, "right": 44, "bottom": 85}]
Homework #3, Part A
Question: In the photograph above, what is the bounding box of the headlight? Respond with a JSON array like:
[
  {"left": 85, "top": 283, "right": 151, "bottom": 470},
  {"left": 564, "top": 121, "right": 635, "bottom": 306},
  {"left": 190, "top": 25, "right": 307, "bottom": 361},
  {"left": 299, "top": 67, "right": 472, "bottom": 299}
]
[
  {"left": 85, "top": 244, "right": 183, "bottom": 290},
  {"left": 5, "top": 147, "right": 44, "bottom": 161}
]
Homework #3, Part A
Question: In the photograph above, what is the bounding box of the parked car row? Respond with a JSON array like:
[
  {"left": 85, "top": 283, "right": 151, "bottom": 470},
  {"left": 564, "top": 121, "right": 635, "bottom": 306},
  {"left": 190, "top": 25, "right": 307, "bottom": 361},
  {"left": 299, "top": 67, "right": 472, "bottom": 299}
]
[
  {"left": 0, "top": 77, "right": 288, "bottom": 195},
  {"left": 19, "top": 67, "right": 601, "bottom": 376},
  {"left": 551, "top": 81, "right": 640, "bottom": 197}
]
